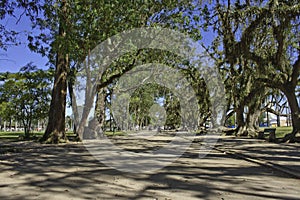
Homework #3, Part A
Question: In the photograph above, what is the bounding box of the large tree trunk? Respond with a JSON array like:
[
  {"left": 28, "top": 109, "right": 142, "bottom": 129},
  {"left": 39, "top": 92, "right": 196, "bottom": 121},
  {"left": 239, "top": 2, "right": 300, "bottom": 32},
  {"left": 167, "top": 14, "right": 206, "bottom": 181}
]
[
  {"left": 245, "top": 105, "right": 261, "bottom": 138},
  {"left": 236, "top": 86, "right": 266, "bottom": 137},
  {"left": 41, "top": 0, "right": 69, "bottom": 143},
  {"left": 282, "top": 85, "right": 300, "bottom": 142},
  {"left": 235, "top": 106, "right": 246, "bottom": 136},
  {"left": 42, "top": 53, "right": 69, "bottom": 143},
  {"left": 235, "top": 104, "right": 260, "bottom": 137},
  {"left": 236, "top": 109, "right": 261, "bottom": 138}
]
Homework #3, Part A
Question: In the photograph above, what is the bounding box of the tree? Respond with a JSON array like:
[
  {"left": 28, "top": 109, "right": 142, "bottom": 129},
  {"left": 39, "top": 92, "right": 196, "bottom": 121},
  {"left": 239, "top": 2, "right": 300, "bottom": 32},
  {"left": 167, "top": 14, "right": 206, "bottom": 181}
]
[
  {"left": 40, "top": 0, "right": 70, "bottom": 143},
  {"left": 198, "top": 0, "right": 300, "bottom": 141},
  {"left": 25, "top": 0, "right": 196, "bottom": 142},
  {"left": 127, "top": 83, "right": 183, "bottom": 130},
  {"left": 181, "top": 64, "right": 211, "bottom": 129},
  {"left": 218, "top": 57, "right": 269, "bottom": 137},
  {"left": 129, "top": 84, "right": 158, "bottom": 129},
  {"left": 0, "top": 63, "right": 51, "bottom": 138}
]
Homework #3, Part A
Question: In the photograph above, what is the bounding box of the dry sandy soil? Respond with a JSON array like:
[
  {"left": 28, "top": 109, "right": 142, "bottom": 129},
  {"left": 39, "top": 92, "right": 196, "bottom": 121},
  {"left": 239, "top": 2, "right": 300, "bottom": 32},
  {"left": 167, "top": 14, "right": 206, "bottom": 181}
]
[{"left": 0, "top": 133, "right": 299, "bottom": 200}]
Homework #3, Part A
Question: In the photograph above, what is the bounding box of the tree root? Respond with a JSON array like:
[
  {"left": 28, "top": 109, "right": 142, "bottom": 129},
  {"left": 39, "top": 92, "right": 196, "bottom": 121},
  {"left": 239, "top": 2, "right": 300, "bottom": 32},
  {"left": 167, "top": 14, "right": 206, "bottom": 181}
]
[{"left": 40, "top": 130, "right": 69, "bottom": 144}]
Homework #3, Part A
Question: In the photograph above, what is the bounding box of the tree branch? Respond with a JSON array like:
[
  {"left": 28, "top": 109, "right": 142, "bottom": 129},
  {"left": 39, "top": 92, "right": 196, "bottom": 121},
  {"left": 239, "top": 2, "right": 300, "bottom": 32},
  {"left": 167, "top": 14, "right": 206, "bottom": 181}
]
[{"left": 291, "top": 46, "right": 300, "bottom": 88}]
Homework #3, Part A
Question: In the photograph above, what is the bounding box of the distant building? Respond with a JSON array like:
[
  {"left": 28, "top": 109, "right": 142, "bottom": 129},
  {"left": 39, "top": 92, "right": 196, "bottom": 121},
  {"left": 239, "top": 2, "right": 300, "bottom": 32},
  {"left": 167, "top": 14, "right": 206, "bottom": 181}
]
[
  {"left": 263, "top": 113, "right": 290, "bottom": 127},
  {"left": 268, "top": 117, "right": 290, "bottom": 127}
]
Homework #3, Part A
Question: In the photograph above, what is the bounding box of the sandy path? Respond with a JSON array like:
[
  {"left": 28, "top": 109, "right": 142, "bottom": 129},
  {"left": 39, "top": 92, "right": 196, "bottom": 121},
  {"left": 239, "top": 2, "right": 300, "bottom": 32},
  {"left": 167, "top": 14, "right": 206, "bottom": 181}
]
[{"left": 0, "top": 135, "right": 299, "bottom": 200}]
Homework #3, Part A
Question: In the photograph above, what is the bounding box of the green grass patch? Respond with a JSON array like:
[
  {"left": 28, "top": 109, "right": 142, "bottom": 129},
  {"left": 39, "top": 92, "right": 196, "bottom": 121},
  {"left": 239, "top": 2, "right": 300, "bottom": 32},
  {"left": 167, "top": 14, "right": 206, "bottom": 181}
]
[
  {"left": 274, "top": 126, "right": 292, "bottom": 138},
  {"left": 0, "top": 131, "right": 76, "bottom": 139},
  {"left": 105, "top": 131, "right": 127, "bottom": 136},
  {"left": 0, "top": 131, "right": 24, "bottom": 136},
  {"left": 259, "top": 126, "right": 292, "bottom": 138}
]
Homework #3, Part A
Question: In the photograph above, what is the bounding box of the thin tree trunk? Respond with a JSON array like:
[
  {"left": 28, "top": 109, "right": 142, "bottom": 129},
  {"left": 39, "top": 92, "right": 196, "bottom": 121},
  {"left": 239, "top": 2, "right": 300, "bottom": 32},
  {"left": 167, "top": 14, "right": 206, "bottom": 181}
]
[
  {"left": 94, "top": 87, "right": 107, "bottom": 136},
  {"left": 9, "top": 118, "right": 11, "bottom": 131},
  {"left": 68, "top": 70, "right": 80, "bottom": 139},
  {"left": 76, "top": 50, "right": 98, "bottom": 139},
  {"left": 22, "top": 120, "right": 28, "bottom": 139}
]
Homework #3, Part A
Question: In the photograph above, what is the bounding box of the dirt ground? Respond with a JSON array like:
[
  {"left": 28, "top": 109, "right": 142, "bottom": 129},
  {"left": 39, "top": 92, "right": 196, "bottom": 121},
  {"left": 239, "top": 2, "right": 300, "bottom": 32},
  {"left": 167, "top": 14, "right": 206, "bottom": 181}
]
[{"left": 0, "top": 133, "right": 299, "bottom": 200}]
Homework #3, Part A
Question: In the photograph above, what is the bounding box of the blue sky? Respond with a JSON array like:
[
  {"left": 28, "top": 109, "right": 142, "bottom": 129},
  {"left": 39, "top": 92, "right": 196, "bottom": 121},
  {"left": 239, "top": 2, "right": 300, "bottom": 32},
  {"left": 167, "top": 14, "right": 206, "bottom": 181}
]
[{"left": 0, "top": 9, "right": 48, "bottom": 73}]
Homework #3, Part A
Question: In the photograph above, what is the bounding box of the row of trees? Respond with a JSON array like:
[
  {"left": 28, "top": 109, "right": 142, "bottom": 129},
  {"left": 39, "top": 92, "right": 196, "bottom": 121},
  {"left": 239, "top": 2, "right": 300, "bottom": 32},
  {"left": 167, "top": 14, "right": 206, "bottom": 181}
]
[
  {"left": 204, "top": 0, "right": 300, "bottom": 141},
  {"left": 0, "top": 0, "right": 299, "bottom": 142}
]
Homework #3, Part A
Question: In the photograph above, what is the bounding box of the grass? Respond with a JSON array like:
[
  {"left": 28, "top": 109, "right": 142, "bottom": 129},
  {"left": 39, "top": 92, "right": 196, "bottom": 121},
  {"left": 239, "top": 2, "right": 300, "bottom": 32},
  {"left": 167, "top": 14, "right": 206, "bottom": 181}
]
[
  {"left": 0, "top": 131, "right": 75, "bottom": 138},
  {"left": 259, "top": 126, "right": 293, "bottom": 138},
  {"left": 273, "top": 126, "right": 293, "bottom": 138},
  {"left": 104, "top": 131, "right": 127, "bottom": 136},
  {"left": 0, "top": 131, "right": 24, "bottom": 136}
]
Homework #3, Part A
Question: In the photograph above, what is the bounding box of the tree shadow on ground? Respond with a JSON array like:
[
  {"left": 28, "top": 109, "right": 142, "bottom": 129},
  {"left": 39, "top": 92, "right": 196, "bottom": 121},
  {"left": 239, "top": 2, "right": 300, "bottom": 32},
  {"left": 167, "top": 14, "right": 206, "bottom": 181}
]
[
  {"left": 0, "top": 137, "right": 299, "bottom": 200},
  {"left": 217, "top": 138, "right": 300, "bottom": 175}
]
